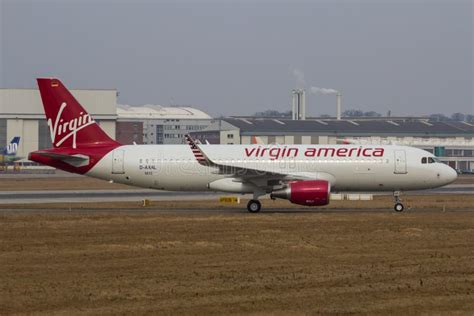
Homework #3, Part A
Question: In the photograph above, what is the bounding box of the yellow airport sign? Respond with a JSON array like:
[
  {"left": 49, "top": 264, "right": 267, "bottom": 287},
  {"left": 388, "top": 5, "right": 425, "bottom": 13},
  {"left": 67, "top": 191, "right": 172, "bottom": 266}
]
[{"left": 219, "top": 196, "right": 240, "bottom": 204}]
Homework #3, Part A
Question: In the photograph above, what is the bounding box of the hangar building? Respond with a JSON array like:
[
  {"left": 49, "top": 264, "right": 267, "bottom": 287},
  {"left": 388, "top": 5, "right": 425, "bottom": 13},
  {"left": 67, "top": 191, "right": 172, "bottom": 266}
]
[{"left": 0, "top": 88, "right": 117, "bottom": 158}]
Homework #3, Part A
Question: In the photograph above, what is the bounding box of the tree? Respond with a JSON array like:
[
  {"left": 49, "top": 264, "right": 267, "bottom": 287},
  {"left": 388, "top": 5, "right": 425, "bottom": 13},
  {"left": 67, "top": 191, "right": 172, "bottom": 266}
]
[
  {"left": 429, "top": 113, "right": 449, "bottom": 122},
  {"left": 254, "top": 110, "right": 292, "bottom": 118},
  {"left": 342, "top": 109, "right": 364, "bottom": 117},
  {"left": 364, "top": 111, "right": 382, "bottom": 117},
  {"left": 341, "top": 109, "right": 381, "bottom": 117},
  {"left": 451, "top": 113, "right": 466, "bottom": 121}
]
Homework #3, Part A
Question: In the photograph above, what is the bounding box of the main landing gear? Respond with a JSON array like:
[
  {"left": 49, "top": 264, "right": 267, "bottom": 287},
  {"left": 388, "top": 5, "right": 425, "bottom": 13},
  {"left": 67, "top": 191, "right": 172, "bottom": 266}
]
[
  {"left": 247, "top": 200, "right": 261, "bottom": 213},
  {"left": 393, "top": 191, "right": 404, "bottom": 212},
  {"left": 247, "top": 191, "right": 265, "bottom": 213}
]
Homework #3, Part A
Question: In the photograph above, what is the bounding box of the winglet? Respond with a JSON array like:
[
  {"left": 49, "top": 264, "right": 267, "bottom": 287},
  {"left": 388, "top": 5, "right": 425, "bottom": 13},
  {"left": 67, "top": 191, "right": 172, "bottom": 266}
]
[{"left": 184, "top": 134, "right": 210, "bottom": 166}]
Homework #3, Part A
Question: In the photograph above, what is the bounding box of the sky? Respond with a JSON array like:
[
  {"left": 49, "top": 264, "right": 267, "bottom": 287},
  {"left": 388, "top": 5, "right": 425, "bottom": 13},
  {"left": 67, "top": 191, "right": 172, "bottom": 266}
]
[{"left": 1, "top": 0, "right": 473, "bottom": 117}]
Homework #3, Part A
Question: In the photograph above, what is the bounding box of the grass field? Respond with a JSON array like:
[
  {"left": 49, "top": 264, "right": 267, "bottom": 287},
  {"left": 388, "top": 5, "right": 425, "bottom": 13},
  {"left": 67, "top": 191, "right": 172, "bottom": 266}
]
[
  {"left": 1, "top": 208, "right": 474, "bottom": 315},
  {"left": 1, "top": 175, "right": 473, "bottom": 314}
]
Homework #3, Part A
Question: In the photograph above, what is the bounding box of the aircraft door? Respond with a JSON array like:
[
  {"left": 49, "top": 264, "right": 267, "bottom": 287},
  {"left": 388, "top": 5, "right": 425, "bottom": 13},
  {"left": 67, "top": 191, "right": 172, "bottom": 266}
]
[
  {"left": 112, "top": 149, "right": 125, "bottom": 174},
  {"left": 394, "top": 150, "right": 407, "bottom": 174}
]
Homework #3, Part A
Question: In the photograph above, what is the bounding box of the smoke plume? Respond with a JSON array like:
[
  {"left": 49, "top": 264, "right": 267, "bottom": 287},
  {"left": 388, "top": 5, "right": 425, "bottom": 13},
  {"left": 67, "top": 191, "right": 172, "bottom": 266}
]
[
  {"left": 291, "top": 68, "right": 339, "bottom": 94},
  {"left": 310, "top": 87, "right": 339, "bottom": 95}
]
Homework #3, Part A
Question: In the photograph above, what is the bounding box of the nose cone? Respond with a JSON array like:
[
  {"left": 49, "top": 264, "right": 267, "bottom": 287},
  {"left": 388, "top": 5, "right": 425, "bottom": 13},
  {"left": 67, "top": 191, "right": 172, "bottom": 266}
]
[{"left": 443, "top": 165, "right": 458, "bottom": 185}]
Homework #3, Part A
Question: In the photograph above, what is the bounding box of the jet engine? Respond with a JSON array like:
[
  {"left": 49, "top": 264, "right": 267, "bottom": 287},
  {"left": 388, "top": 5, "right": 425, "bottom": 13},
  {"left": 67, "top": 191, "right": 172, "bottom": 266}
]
[{"left": 270, "top": 180, "right": 330, "bottom": 206}]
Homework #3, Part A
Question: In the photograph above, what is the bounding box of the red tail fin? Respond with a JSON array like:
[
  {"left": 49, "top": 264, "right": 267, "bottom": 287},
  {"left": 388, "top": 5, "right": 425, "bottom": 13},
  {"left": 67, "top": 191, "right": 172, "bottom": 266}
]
[{"left": 37, "top": 78, "right": 119, "bottom": 149}]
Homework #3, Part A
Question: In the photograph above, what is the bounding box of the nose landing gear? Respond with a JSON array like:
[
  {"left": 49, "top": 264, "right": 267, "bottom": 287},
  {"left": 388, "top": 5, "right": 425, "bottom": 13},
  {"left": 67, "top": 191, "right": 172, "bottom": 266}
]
[{"left": 393, "top": 191, "right": 405, "bottom": 212}]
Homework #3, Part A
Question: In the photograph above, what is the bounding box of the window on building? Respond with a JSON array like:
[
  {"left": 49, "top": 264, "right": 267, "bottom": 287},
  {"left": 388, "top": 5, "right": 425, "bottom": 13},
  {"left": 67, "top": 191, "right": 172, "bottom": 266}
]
[
  {"left": 0, "top": 119, "right": 6, "bottom": 147},
  {"left": 453, "top": 149, "right": 462, "bottom": 156},
  {"left": 156, "top": 125, "right": 164, "bottom": 144},
  {"left": 227, "top": 134, "right": 234, "bottom": 139}
]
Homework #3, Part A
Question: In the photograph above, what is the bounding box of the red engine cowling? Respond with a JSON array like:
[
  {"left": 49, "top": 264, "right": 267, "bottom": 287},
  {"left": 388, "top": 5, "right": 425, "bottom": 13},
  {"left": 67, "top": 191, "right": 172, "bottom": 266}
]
[{"left": 270, "top": 180, "right": 330, "bottom": 206}]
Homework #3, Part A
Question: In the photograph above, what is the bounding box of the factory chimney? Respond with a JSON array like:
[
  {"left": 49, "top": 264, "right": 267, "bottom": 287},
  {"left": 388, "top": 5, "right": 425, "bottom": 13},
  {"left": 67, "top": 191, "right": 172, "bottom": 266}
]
[
  {"left": 336, "top": 93, "right": 342, "bottom": 120},
  {"left": 292, "top": 89, "right": 306, "bottom": 120}
]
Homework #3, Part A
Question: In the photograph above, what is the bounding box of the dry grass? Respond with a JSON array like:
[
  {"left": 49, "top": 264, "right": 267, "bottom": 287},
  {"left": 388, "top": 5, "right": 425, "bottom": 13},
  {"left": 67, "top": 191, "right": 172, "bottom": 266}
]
[{"left": 1, "top": 210, "right": 473, "bottom": 315}]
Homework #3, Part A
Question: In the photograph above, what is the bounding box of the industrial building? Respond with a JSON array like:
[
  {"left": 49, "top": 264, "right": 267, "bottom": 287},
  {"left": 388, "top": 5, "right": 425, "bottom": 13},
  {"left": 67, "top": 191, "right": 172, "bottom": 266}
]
[
  {"left": 1, "top": 86, "right": 472, "bottom": 172},
  {"left": 116, "top": 104, "right": 215, "bottom": 144}
]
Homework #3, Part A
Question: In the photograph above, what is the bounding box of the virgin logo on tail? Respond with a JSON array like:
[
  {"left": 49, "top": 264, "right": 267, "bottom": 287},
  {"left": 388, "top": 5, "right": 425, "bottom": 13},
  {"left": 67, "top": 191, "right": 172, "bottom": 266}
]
[{"left": 48, "top": 102, "right": 95, "bottom": 148}]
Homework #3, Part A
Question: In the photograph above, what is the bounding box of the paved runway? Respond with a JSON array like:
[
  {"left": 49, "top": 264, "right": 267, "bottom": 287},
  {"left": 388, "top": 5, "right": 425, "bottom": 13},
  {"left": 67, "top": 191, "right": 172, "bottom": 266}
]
[{"left": 0, "top": 184, "right": 472, "bottom": 204}]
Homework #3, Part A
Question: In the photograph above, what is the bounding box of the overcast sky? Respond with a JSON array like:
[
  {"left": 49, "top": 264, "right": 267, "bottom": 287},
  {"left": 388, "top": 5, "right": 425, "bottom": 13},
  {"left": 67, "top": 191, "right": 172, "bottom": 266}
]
[{"left": 1, "top": 0, "right": 473, "bottom": 117}]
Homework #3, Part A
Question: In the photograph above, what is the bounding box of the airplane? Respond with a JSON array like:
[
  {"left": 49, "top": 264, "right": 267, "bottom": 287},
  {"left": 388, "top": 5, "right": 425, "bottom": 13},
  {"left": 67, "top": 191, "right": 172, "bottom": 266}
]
[
  {"left": 0, "top": 137, "right": 22, "bottom": 164},
  {"left": 29, "top": 78, "right": 457, "bottom": 213}
]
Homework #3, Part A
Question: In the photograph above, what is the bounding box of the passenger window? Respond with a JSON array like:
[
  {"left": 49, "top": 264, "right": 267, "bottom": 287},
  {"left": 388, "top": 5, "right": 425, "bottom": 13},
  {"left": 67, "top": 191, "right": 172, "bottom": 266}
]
[
  {"left": 421, "top": 157, "right": 427, "bottom": 164},
  {"left": 428, "top": 157, "right": 435, "bottom": 164}
]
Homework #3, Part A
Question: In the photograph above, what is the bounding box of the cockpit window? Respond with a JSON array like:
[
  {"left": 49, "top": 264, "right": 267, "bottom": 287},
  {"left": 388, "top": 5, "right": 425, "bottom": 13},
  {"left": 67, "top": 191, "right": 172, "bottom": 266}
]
[{"left": 422, "top": 156, "right": 440, "bottom": 164}]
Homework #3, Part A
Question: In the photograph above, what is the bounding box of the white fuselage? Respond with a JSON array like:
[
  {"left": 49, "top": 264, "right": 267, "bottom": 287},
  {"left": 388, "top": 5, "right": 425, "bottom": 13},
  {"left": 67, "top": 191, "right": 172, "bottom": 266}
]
[{"left": 87, "top": 144, "right": 457, "bottom": 193}]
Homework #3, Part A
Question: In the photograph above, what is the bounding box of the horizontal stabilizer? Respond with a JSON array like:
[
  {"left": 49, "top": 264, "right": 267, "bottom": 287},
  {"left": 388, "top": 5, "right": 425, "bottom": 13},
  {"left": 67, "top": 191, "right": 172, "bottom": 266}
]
[{"left": 33, "top": 151, "right": 90, "bottom": 167}]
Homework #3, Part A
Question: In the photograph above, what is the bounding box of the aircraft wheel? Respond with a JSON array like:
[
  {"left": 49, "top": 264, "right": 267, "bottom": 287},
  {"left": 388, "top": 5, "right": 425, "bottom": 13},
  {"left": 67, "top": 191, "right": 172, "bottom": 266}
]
[
  {"left": 394, "top": 203, "right": 404, "bottom": 212},
  {"left": 247, "top": 200, "right": 261, "bottom": 213}
]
